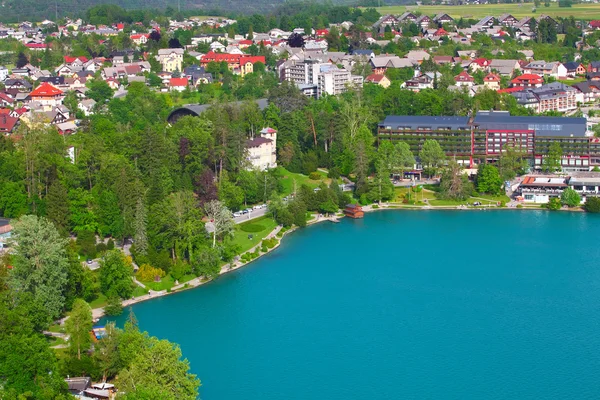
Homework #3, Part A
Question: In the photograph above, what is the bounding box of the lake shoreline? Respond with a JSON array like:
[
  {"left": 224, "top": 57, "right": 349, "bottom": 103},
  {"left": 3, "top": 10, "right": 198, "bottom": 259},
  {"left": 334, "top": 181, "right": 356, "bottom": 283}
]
[{"left": 92, "top": 204, "right": 583, "bottom": 320}]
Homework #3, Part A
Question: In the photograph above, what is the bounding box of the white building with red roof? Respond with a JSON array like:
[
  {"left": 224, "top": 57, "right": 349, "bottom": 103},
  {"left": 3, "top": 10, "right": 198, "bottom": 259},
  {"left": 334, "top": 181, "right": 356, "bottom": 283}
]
[
  {"left": 29, "top": 82, "right": 64, "bottom": 111},
  {"left": 247, "top": 127, "right": 277, "bottom": 171},
  {"left": 455, "top": 70, "right": 474, "bottom": 87}
]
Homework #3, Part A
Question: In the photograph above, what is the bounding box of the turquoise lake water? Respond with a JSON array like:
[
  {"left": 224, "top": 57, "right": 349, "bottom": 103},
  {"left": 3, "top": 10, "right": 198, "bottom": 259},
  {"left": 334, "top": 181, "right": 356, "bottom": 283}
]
[{"left": 105, "top": 210, "right": 600, "bottom": 399}]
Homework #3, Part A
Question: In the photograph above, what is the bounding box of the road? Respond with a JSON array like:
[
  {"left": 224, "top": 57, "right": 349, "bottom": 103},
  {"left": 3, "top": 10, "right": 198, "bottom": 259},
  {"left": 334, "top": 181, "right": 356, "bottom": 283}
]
[{"left": 233, "top": 207, "right": 268, "bottom": 224}]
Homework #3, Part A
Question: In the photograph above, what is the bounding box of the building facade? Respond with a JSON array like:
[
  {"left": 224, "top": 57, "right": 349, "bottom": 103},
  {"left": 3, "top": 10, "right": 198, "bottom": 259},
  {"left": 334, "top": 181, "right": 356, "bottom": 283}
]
[
  {"left": 378, "top": 111, "right": 592, "bottom": 170},
  {"left": 246, "top": 127, "right": 277, "bottom": 170}
]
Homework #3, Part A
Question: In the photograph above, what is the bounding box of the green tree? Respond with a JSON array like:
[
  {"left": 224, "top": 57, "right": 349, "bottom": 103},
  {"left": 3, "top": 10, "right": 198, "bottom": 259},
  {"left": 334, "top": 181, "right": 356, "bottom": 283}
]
[
  {"left": 543, "top": 142, "right": 562, "bottom": 173},
  {"left": 419, "top": 139, "right": 446, "bottom": 176},
  {"left": 476, "top": 164, "right": 503, "bottom": 195},
  {"left": 498, "top": 146, "right": 528, "bottom": 181},
  {"left": 203, "top": 200, "right": 235, "bottom": 248},
  {"left": 86, "top": 79, "right": 113, "bottom": 103},
  {"left": 134, "top": 197, "right": 148, "bottom": 255},
  {"left": 561, "top": 188, "right": 581, "bottom": 207},
  {"left": 46, "top": 180, "right": 70, "bottom": 236},
  {"left": 439, "top": 162, "right": 473, "bottom": 201},
  {"left": 118, "top": 335, "right": 200, "bottom": 400},
  {"left": 99, "top": 250, "right": 133, "bottom": 299},
  {"left": 65, "top": 299, "right": 93, "bottom": 360},
  {"left": 8, "top": 215, "right": 69, "bottom": 323},
  {"left": 584, "top": 196, "right": 600, "bottom": 212}
]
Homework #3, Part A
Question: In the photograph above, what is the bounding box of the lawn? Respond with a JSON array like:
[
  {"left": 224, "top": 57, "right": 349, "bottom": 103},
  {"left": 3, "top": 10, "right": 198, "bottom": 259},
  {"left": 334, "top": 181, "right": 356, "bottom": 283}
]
[
  {"left": 141, "top": 274, "right": 176, "bottom": 292},
  {"left": 375, "top": 3, "right": 600, "bottom": 19},
  {"left": 132, "top": 286, "right": 149, "bottom": 297},
  {"left": 89, "top": 293, "right": 107, "bottom": 309},
  {"left": 231, "top": 216, "right": 278, "bottom": 253},
  {"left": 279, "top": 167, "right": 328, "bottom": 197},
  {"left": 393, "top": 187, "right": 437, "bottom": 202}
]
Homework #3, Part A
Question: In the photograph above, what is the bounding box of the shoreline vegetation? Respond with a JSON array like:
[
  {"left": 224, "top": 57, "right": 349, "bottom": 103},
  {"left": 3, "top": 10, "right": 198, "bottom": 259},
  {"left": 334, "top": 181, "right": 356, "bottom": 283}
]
[{"left": 91, "top": 199, "right": 582, "bottom": 320}]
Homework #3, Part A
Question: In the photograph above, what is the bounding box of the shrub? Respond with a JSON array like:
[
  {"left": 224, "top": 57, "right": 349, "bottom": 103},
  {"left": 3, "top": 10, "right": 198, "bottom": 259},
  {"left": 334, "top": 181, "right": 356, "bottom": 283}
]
[
  {"left": 262, "top": 238, "right": 278, "bottom": 248},
  {"left": 77, "top": 230, "right": 97, "bottom": 258},
  {"left": 327, "top": 167, "right": 340, "bottom": 179},
  {"left": 584, "top": 196, "right": 600, "bottom": 213},
  {"left": 546, "top": 197, "right": 562, "bottom": 211},
  {"left": 261, "top": 245, "right": 268, "bottom": 253},
  {"left": 96, "top": 242, "right": 108, "bottom": 253},
  {"left": 359, "top": 194, "right": 369, "bottom": 205},
  {"left": 240, "top": 223, "right": 265, "bottom": 233},
  {"left": 106, "top": 239, "right": 115, "bottom": 250},
  {"left": 308, "top": 172, "right": 321, "bottom": 180},
  {"left": 372, "top": 204, "right": 379, "bottom": 209},
  {"left": 561, "top": 188, "right": 581, "bottom": 207},
  {"left": 516, "top": 204, "right": 523, "bottom": 209},
  {"left": 136, "top": 264, "right": 166, "bottom": 282}
]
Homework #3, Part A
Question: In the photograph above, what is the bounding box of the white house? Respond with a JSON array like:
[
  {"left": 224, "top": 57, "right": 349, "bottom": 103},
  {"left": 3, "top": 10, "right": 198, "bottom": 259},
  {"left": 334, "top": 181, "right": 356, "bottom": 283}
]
[{"left": 246, "top": 127, "right": 277, "bottom": 171}]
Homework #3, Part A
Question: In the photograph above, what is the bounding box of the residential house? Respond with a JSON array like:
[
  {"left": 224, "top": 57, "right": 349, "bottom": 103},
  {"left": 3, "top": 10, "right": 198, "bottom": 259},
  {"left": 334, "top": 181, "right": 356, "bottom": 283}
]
[
  {"left": 183, "top": 65, "right": 213, "bottom": 85},
  {"left": 29, "top": 82, "right": 63, "bottom": 111},
  {"left": 404, "top": 50, "right": 430, "bottom": 64},
  {"left": 0, "top": 92, "right": 14, "bottom": 107},
  {"left": 498, "top": 14, "right": 518, "bottom": 27},
  {"left": 78, "top": 99, "right": 96, "bottom": 116},
  {"left": 489, "top": 59, "right": 520, "bottom": 76},
  {"left": 563, "top": 62, "right": 586, "bottom": 77},
  {"left": 587, "top": 61, "right": 600, "bottom": 73},
  {"left": 433, "top": 13, "right": 454, "bottom": 24},
  {"left": 5, "top": 78, "right": 32, "bottom": 92},
  {"left": 523, "top": 60, "right": 567, "bottom": 79},
  {"left": 0, "top": 113, "right": 19, "bottom": 134},
  {"left": 433, "top": 55, "right": 454, "bottom": 65},
  {"left": 373, "top": 14, "right": 398, "bottom": 30},
  {"left": 401, "top": 72, "right": 438, "bottom": 92},
  {"left": 483, "top": 73, "right": 501, "bottom": 90},
  {"left": 415, "top": 15, "right": 431, "bottom": 29},
  {"left": 365, "top": 74, "right": 391, "bottom": 88},
  {"left": 156, "top": 48, "right": 184, "bottom": 73},
  {"left": 511, "top": 73, "right": 544, "bottom": 88},
  {"left": 454, "top": 71, "right": 474, "bottom": 87},
  {"left": 130, "top": 33, "right": 149, "bottom": 46},
  {"left": 469, "top": 58, "right": 491, "bottom": 73},
  {"left": 370, "top": 55, "right": 414, "bottom": 74},
  {"left": 199, "top": 52, "right": 265, "bottom": 77},
  {"left": 474, "top": 16, "right": 497, "bottom": 29},
  {"left": 317, "top": 65, "right": 363, "bottom": 97},
  {"left": 397, "top": 12, "right": 417, "bottom": 24},
  {"left": 246, "top": 127, "right": 277, "bottom": 170},
  {"left": 572, "top": 81, "right": 600, "bottom": 103},
  {"left": 588, "top": 20, "right": 600, "bottom": 30}
]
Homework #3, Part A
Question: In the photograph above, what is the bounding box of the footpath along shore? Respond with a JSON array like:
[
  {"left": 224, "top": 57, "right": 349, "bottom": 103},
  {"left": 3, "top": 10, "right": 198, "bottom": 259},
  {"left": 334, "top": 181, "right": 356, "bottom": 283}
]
[{"left": 91, "top": 213, "right": 339, "bottom": 320}]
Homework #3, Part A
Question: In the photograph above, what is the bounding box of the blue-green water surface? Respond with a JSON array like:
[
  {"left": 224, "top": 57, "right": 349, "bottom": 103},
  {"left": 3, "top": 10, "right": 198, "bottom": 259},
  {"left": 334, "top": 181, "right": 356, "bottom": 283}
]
[{"left": 106, "top": 211, "right": 600, "bottom": 399}]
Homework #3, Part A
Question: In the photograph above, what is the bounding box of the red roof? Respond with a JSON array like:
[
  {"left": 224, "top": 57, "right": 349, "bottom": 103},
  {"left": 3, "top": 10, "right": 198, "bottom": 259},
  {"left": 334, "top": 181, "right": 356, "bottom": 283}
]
[
  {"left": 239, "top": 55, "right": 266, "bottom": 65},
  {"left": 434, "top": 28, "right": 448, "bottom": 36},
  {"left": 366, "top": 74, "right": 386, "bottom": 83},
  {"left": 0, "top": 114, "right": 18, "bottom": 132},
  {"left": 0, "top": 92, "right": 14, "bottom": 103},
  {"left": 25, "top": 43, "right": 47, "bottom": 49},
  {"left": 511, "top": 73, "right": 543, "bottom": 84},
  {"left": 64, "top": 56, "right": 88, "bottom": 63},
  {"left": 498, "top": 87, "right": 525, "bottom": 94},
  {"left": 484, "top": 73, "right": 501, "bottom": 82},
  {"left": 238, "top": 39, "right": 253, "bottom": 45},
  {"left": 169, "top": 77, "right": 188, "bottom": 86},
  {"left": 455, "top": 70, "right": 474, "bottom": 82},
  {"left": 130, "top": 34, "right": 148, "bottom": 40},
  {"left": 30, "top": 82, "right": 63, "bottom": 97},
  {"left": 116, "top": 23, "right": 125, "bottom": 30},
  {"left": 471, "top": 58, "right": 490, "bottom": 67},
  {"left": 315, "top": 29, "right": 329, "bottom": 36},
  {"left": 590, "top": 20, "right": 600, "bottom": 28}
]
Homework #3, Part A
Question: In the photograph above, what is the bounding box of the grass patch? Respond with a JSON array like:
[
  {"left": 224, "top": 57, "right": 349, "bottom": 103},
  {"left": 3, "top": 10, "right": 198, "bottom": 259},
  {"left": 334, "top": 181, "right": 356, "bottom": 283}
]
[
  {"left": 278, "top": 167, "right": 328, "bottom": 197},
  {"left": 89, "top": 293, "right": 107, "bottom": 309},
  {"left": 141, "top": 275, "right": 176, "bottom": 292},
  {"left": 132, "top": 286, "right": 149, "bottom": 297},
  {"left": 240, "top": 222, "right": 266, "bottom": 233},
  {"left": 393, "top": 187, "right": 437, "bottom": 202},
  {"left": 48, "top": 324, "right": 64, "bottom": 334},
  {"left": 375, "top": 3, "right": 600, "bottom": 19},
  {"left": 232, "top": 216, "right": 278, "bottom": 254},
  {"left": 47, "top": 336, "right": 66, "bottom": 346},
  {"left": 179, "top": 274, "right": 196, "bottom": 284}
]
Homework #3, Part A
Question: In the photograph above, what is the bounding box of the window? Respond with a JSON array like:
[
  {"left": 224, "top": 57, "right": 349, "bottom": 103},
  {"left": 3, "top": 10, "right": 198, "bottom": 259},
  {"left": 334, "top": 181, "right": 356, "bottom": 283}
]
[{"left": 525, "top": 194, "right": 534, "bottom": 200}]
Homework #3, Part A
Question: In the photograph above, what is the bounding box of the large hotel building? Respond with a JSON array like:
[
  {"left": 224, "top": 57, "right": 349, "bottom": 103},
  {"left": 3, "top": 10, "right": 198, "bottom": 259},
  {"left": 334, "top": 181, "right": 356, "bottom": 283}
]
[{"left": 377, "top": 111, "right": 597, "bottom": 171}]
